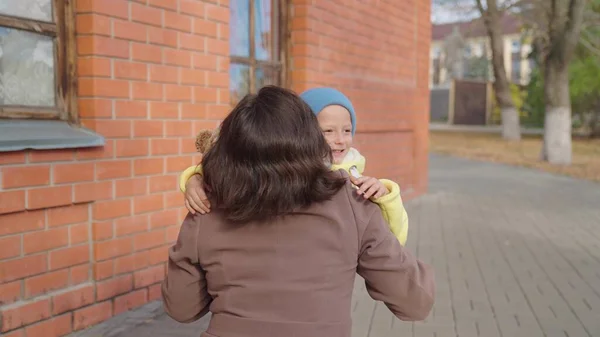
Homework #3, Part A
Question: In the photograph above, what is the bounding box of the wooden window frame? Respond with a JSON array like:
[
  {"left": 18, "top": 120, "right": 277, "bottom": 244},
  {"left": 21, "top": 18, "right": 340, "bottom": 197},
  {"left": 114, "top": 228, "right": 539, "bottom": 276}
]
[
  {"left": 0, "top": 0, "right": 78, "bottom": 123},
  {"left": 230, "top": 0, "right": 288, "bottom": 95}
]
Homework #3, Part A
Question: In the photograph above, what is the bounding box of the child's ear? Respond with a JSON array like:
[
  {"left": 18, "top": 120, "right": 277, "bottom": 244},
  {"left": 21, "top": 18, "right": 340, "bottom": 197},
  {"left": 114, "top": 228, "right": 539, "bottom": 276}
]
[{"left": 195, "top": 129, "right": 214, "bottom": 154}]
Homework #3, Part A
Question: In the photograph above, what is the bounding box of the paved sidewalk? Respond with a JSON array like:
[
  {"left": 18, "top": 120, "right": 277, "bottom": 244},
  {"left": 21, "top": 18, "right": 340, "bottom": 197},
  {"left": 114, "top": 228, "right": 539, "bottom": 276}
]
[{"left": 70, "top": 154, "right": 600, "bottom": 337}]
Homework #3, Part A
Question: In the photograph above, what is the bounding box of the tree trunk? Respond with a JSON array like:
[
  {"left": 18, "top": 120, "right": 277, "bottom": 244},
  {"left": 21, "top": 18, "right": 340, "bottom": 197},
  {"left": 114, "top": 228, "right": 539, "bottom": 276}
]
[
  {"left": 541, "top": 59, "right": 572, "bottom": 164},
  {"left": 483, "top": 2, "right": 521, "bottom": 140}
]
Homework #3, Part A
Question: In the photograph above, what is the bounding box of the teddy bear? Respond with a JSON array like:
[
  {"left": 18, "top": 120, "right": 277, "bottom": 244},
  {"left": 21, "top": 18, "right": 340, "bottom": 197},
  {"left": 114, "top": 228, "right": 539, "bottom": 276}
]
[{"left": 194, "top": 127, "right": 219, "bottom": 155}]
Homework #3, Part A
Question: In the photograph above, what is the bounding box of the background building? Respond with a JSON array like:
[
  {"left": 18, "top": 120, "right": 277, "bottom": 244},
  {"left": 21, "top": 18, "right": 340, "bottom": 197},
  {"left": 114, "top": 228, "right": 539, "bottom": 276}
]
[{"left": 0, "top": 1, "right": 431, "bottom": 335}]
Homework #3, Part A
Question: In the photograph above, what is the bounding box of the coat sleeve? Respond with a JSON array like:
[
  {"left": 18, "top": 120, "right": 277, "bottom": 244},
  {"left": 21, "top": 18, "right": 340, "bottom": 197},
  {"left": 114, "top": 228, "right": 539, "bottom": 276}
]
[
  {"left": 372, "top": 179, "right": 409, "bottom": 246},
  {"left": 161, "top": 213, "right": 211, "bottom": 322},
  {"left": 356, "top": 206, "right": 434, "bottom": 321}
]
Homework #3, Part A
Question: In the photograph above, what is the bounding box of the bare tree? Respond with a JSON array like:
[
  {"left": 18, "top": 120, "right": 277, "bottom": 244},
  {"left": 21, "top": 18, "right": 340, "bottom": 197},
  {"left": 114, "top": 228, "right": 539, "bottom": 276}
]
[
  {"left": 529, "top": 0, "right": 587, "bottom": 164},
  {"left": 476, "top": 0, "right": 522, "bottom": 140},
  {"left": 433, "top": 0, "right": 522, "bottom": 140}
]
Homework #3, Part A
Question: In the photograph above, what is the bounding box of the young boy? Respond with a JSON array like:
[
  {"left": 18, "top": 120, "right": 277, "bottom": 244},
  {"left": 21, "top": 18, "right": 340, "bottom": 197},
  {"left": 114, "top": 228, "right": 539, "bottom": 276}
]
[{"left": 179, "top": 87, "right": 409, "bottom": 245}]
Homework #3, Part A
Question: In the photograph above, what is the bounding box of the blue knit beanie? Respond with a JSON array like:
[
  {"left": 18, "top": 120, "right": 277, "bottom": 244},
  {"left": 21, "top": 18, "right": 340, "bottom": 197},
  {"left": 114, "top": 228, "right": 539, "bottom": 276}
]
[{"left": 300, "top": 87, "right": 357, "bottom": 135}]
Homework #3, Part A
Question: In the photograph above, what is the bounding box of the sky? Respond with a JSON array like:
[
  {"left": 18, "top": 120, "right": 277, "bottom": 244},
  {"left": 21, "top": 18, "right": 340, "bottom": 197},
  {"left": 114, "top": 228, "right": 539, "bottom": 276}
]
[{"left": 431, "top": 0, "right": 480, "bottom": 24}]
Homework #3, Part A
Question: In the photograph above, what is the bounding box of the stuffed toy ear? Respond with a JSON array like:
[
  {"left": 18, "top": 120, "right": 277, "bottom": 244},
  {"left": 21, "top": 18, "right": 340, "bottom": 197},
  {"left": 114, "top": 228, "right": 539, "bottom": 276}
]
[{"left": 195, "top": 129, "right": 215, "bottom": 154}]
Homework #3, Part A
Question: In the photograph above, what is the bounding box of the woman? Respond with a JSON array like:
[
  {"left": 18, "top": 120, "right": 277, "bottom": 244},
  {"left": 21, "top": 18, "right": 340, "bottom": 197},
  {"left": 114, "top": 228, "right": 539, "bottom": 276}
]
[{"left": 161, "top": 86, "right": 434, "bottom": 337}]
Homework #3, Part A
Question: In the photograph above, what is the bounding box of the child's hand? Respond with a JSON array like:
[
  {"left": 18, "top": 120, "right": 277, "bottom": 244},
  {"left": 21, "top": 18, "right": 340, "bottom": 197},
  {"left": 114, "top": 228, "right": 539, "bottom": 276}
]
[
  {"left": 184, "top": 175, "right": 211, "bottom": 215},
  {"left": 350, "top": 175, "right": 388, "bottom": 199}
]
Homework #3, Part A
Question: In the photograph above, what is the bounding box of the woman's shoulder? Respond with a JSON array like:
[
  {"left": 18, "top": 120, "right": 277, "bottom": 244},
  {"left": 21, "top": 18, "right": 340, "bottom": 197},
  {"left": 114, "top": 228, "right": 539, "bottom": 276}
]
[{"left": 331, "top": 169, "right": 382, "bottom": 225}]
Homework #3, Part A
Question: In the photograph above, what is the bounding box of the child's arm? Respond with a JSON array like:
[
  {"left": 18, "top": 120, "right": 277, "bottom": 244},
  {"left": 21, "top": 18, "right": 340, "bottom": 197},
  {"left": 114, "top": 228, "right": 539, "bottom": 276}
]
[
  {"left": 179, "top": 165, "right": 210, "bottom": 214},
  {"left": 372, "top": 179, "right": 409, "bottom": 246}
]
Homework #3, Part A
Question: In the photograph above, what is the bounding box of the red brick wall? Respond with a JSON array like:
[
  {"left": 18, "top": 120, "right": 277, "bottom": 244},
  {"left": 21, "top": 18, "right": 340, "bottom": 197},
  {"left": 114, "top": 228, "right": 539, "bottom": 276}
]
[
  {"left": 0, "top": 0, "right": 430, "bottom": 335},
  {"left": 0, "top": 1, "right": 227, "bottom": 335},
  {"left": 289, "top": 0, "right": 431, "bottom": 198}
]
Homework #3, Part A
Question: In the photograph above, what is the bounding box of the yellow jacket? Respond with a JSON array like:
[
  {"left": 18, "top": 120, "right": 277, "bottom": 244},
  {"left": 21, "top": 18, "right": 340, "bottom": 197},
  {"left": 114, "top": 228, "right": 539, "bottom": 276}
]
[{"left": 178, "top": 148, "right": 409, "bottom": 246}]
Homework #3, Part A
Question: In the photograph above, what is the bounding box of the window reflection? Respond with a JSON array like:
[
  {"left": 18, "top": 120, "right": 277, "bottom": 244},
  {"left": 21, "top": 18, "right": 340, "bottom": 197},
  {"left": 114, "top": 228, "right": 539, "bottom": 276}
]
[
  {"left": 254, "top": 0, "right": 272, "bottom": 60},
  {"left": 230, "top": 0, "right": 250, "bottom": 58},
  {"left": 229, "top": 64, "right": 250, "bottom": 106}
]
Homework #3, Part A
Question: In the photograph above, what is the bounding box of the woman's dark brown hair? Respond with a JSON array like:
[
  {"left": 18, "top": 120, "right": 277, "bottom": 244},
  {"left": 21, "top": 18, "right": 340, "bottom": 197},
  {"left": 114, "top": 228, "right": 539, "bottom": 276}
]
[{"left": 201, "top": 85, "right": 346, "bottom": 223}]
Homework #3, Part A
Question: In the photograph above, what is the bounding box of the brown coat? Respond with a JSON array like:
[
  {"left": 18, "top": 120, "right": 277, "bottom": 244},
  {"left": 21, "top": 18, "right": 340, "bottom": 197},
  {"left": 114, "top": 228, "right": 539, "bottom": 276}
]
[{"left": 162, "top": 174, "right": 435, "bottom": 337}]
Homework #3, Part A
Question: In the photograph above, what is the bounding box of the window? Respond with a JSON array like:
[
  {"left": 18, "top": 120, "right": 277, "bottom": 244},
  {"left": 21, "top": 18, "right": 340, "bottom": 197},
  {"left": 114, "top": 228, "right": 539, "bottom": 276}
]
[
  {"left": 511, "top": 39, "right": 521, "bottom": 54},
  {"left": 511, "top": 53, "right": 521, "bottom": 83},
  {"left": 229, "top": 0, "right": 286, "bottom": 106},
  {"left": 0, "top": 0, "right": 77, "bottom": 122}
]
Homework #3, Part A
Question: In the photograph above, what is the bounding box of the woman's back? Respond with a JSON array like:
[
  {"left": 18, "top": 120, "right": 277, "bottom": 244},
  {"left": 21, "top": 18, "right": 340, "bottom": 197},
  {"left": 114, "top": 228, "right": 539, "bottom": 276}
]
[{"left": 162, "top": 173, "right": 434, "bottom": 337}]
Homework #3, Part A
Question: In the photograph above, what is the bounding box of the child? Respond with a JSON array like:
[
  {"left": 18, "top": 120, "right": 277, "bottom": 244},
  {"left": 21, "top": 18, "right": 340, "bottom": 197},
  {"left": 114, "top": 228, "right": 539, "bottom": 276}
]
[{"left": 179, "top": 87, "right": 409, "bottom": 245}]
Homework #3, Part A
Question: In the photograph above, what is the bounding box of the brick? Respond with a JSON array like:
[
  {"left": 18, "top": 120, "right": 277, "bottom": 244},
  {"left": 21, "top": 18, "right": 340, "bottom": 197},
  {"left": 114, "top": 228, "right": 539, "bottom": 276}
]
[
  {"left": 2, "top": 165, "right": 50, "bottom": 189},
  {"left": 114, "top": 254, "right": 136, "bottom": 275},
  {"left": 94, "top": 237, "right": 133, "bottom": 261},
  {"left": 165, "top": 84, "right": 192, "bottom": 102},
  {"left": 181, "top": 103, "right": 208, "bottom": 119},
  {"left": 148, "top": 283, "right": 162, "bottom": 301},
  {"left": 53, "top": 162, "right": 95, "bottom": 184},
  {"left": 149, "top": 175, "right": 177, "bottom": 193},
  {"left": 76, "top": 139, "right": 114, "bottom": 160},
  {"left": 47, "top": 204, "right": 89, "bottom": 228},
  {"left": 113, "top": 19, "right": 148, "bottom": 42},
  {"left": 49, "top": 245, "right": 90, "bottom": 270},
  {"left": 93, "top": 260, "right": 114, "bottom": 281},
  {"left": 193, "top": 53, "right": 218, "bottom": 70},
  {"left": 180, "top": 68, "right": 206, "bottom": 85},
  {"left": 76, "top": 0, "right": 129, "bottom": 19},
  {"left": 133, "top": 229, "right": 165, "bottom": 251},
  {"left": 115, "top": 100, "right": 148, "bottom": 118},
  {"left": 74, "top": 181, "right": 113, "bottom": 203},
  {"left": 70, "top": 264, "right": 90, "bottom": 285},
  {"left": 92, "top": 221, "right": 114, "bottom": 241},
  {"left": 78, "top": 98, "right": 113, "bottom": 119},
  {"left": 164, "top": 49, "right": 192, "bottom": 67},
  {"left": 79, "top": 78, "right": 130, "bottom": 98},
  {"left": 115, "top": 177, "right": 148, "bottom": 198},
  {"left": 77, "top": 36, "right": 129, "bottom": 58},
  {"left": 85, "top": 119, "right": 131, "bottom": 139},
  {"left": 114, "top": 61, "right": 148, "bottom": 81},
  {"left": 23, "top": 227, "right": 69, "bottom": 255},
  {"left": 24, "top": 313, "right": 72, "bottom": 337},
  {"left": 0, "top": 281, "right": 22, "bottom": 305},
  {"left": 0, "top": 235, "right": 21, "bottom": 260},
  {"left": 73, "top": 301, "right": 113, "bottom": 331},
  {"left": 180, "top": 32, "right": 205, "bottom": 52},
  {"left": 134, "top": 264, "right": 165, "bottom": 288},
  {"left": 149, "top": 0, "right": 178, "bottom": 11},
  {"left": 149, "top": 65, "right": 179, "bottom": 84},
  {"left": 95, "top": 160, "right": 132, "bottom": 180},
  {"left": 114, "top": 215, "right": 149, "bottom": 237},
  {"left": 76, "top": 13, "right": 111, "bottom": 35},
  {"left": 0, "top": 151, "right": 25, "bottom": 165},
  {"left": 132, "top": 82, "right": 164, "bottom": 101},
  {"left": 115, "top": 139, "right": 150, "bottom": 158},
  {"left": 206, "top": 37, "right": 228, "bottom": 56},
  {"left": 206, "top": 3, "right": 229, "bottom": 23},
  {"left": 52, "top": 285, "right": 95, "bottom": 315},
  {"left": 78, "top": 57, "right": 111, "bottom": 77},
  {"left": 166, "top": 155, "right": 194, "bottom": 173},
  {"left": 147, "top": 27, "right": 178, "bottom": 47},
  {"left": 0, "top": 210, "right": 45, "bottom": 236},
  {"left": 164, "top": 191, "right": 183, "bottom": 210},
  {"left": 92, "top": 199, "right": 132, "bottom": 221},
  {"left": 193, "top": 19, "right": 218, "bottom": 37},
  {"left": 151, "top": 138, "right": 180, "bottom": 155},
  {"left": 207, "top": 71, "right": 229, "bottom": 88},
  {"left": 96, "top": 274, "right": 133, "bottom": 301},
  {"left": 133, "top": 194, "right": 164, "bottom": 215},
  {"left": 150, "top": 209, "right": 179, "bottom": 230},
  {"left": 132, "top": 42, "right": 163, "bottom": 64},
  {"left": 150, "top": 102, "right": 179, "bottom": 119},
  {"left": 133, "top": 120, "right": 164, "bottom": 138},
  {"left": 0, "top": 298, "right": 50, "bottom": 332},
  {"left": 68, "top": 224, "right": 89, "bottom": 246},
  {"left": 27, "top": 186, "right": 72, "bottom": 210},
  {"left": 180, "top": 0, "right": 205, "bottom": 17},
  {"left": 134, "top": 158, "right": 164, "bottom": 176},
  {"left": 131, "top": 2, "right": 162, "bottom": 26},
  {"left": 194, "top": 87, "right": 218, "bottom": 102},
  {"left": 114, "top": 288, "right": 148, "bottom": 315},
  {"left": 24, "top": 269, "right": 69, "bottom": 298}
]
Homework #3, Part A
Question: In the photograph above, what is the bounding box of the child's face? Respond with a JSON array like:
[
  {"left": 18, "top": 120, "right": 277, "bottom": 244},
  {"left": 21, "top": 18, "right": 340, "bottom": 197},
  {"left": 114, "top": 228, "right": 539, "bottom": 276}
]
[{"left": 317, "top": 105, "right": 353, "bottom": 164}]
